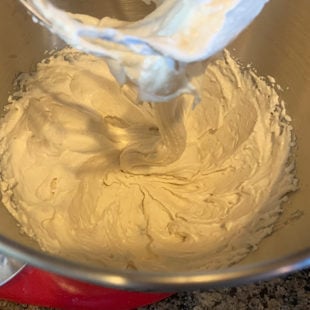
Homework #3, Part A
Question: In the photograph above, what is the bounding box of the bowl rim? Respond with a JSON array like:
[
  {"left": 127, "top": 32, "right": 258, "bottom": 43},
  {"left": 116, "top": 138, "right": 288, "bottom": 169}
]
[{"left": 0, "top": 234, "right": 309, "bottom": 291}]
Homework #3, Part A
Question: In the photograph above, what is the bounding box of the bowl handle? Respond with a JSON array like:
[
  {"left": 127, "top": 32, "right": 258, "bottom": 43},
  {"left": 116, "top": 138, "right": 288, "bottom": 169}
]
[{"left": 0, "top": 254, "right": 25, "bottom": 286}]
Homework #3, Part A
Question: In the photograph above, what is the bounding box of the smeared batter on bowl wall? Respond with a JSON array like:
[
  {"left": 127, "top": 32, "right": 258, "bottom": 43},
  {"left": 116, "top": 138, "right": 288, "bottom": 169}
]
[{"left": 0, "top": 49, "right": 297, "bottom": 271}]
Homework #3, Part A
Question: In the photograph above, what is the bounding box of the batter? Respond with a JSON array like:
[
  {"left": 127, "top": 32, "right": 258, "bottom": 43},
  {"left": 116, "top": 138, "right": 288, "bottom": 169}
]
[{"left": 0, "top": 49, "right": 297, "bottom": 271}]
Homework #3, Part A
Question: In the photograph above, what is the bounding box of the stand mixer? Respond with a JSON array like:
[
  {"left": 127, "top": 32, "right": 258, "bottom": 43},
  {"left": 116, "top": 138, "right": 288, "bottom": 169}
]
[{"left": 0, "top": 1, "right": 309, "bottom": 309}]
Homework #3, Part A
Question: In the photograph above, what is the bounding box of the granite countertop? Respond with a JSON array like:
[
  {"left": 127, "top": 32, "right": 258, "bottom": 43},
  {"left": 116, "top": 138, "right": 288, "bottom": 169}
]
[{"left": 0, "top": 268, "right": 309, "bottom": 309}]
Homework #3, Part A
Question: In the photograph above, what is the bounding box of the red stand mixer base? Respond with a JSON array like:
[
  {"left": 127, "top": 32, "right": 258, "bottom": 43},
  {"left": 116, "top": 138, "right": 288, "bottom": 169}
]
[{"left": 0, "top": 267, "right": 172, "bottom": 310}]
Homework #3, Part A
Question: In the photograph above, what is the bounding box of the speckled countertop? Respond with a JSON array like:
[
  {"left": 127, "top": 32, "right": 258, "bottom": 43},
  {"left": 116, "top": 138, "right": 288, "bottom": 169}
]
[{"left": 0, "top": 269, "right": 309, "bottom": 309}]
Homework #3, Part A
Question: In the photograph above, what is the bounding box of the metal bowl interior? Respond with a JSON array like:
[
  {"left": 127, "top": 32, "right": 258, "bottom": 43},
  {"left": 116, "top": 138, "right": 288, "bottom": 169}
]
[{"left": 0, "top": 0, "right": 309, "bottom": 290}]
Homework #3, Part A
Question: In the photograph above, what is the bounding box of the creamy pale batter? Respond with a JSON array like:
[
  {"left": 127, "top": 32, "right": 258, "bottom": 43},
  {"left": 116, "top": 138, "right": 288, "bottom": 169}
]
[{"left": 0, "top": 49, "right": 296, "bottom": 271}]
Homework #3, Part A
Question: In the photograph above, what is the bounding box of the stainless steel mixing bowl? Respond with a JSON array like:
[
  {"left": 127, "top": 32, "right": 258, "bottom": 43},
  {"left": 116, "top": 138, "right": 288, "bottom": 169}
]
[{"left": 0, "top": 0, "right": 309, "bottom": 290}]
